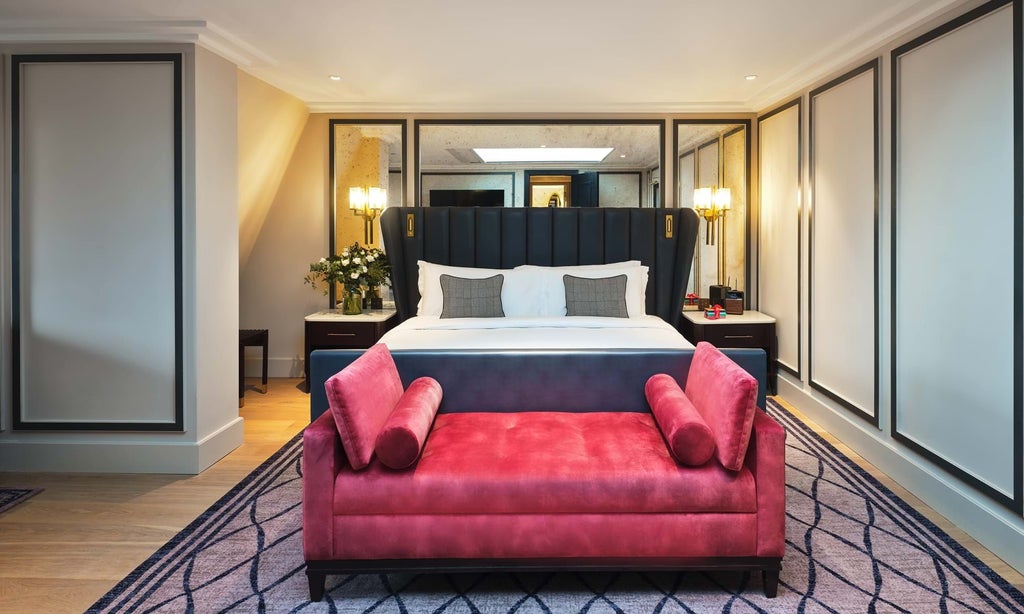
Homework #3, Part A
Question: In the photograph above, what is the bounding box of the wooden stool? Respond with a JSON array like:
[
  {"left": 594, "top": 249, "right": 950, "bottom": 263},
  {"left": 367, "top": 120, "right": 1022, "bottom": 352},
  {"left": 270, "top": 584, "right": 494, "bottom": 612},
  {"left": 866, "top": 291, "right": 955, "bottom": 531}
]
[{"left": 239, "top": 329, "right": 268, "bottom": 407}]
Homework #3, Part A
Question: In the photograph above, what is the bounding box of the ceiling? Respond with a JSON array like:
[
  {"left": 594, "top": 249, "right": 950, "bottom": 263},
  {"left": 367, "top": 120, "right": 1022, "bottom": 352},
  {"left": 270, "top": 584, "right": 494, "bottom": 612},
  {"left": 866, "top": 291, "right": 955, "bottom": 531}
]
[{"left": 0, "top": 0, "right": 967, "bottom": 112}]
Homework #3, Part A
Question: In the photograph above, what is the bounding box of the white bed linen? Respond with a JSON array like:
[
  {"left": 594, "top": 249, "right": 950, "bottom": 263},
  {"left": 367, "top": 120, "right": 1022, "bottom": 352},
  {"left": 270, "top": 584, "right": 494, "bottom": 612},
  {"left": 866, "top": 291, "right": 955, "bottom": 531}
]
[{"left": 378, "top": 315, "right": 694, "bottom": 350}]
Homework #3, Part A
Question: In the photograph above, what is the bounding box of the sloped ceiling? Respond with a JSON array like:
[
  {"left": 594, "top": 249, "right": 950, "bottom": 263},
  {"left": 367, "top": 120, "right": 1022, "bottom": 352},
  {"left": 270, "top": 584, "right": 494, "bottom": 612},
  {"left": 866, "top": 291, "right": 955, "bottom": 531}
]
[{"left": 0, "top": 0, "right": 968, "bottom": 112}]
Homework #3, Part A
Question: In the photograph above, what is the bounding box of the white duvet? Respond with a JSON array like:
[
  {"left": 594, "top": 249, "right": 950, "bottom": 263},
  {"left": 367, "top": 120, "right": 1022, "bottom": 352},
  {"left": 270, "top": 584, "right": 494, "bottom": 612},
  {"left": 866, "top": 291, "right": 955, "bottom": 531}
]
[{"left": 378, "top": 315, "right": 694, "bottom": 350}]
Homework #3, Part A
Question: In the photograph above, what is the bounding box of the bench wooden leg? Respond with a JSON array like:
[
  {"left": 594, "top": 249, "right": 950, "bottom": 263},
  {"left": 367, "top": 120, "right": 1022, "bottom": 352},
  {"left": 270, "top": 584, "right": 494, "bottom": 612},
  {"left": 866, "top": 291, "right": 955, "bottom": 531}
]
[
  {"left": 308, "top": 569, "right": 326, "bottom": 602},
  {"left": 762, "top": 569, "right": 779, "bottom": 598}
]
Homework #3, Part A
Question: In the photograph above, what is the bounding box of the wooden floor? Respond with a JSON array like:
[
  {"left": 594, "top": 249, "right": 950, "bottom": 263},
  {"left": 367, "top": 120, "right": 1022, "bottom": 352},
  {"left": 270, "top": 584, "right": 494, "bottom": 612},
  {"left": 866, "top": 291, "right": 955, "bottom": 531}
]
[{"left": 0, "top": 384, "right": 1020, "bottom": 613}]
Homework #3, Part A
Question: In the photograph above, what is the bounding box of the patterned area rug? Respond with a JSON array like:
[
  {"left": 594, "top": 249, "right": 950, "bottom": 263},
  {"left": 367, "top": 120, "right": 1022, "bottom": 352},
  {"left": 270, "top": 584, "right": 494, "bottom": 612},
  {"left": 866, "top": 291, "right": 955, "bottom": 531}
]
[
  {"left": 90, "top": 401, "right": 1024, "bottom": 613},
  {"left": 0, "top": 487, "right": 42, "bottom": 515}
]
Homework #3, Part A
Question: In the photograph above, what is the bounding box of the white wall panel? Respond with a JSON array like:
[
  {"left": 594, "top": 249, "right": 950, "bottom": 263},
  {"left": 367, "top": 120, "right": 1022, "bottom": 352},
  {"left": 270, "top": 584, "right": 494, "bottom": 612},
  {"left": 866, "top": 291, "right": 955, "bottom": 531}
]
[
  {"left": 810, "top": 64, "right": 877, "bottom": 421},
  {"left": 17, "top": 59, "right": 178, "bottom": 426},
  {"left": 758, "top": 102, "right": 802, "bottom": 375},
  {"left": 894, "top": 5, "right": 1016, "bottom": 500}
]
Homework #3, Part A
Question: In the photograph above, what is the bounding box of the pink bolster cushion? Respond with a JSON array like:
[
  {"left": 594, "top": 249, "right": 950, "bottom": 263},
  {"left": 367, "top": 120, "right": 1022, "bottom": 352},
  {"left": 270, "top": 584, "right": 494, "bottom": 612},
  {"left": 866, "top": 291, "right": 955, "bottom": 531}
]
[
  {"left": 324, "top": 344, "right": 404, "bottom": 470},
  {"left": 684, "top": 342, "right": 759, "bottom": 471},
  {"left": 645, "top": 374, "right": 716, "bottom": 466},
  {"left": 375, "top": 377, "right": 444, "bottom": 469}
]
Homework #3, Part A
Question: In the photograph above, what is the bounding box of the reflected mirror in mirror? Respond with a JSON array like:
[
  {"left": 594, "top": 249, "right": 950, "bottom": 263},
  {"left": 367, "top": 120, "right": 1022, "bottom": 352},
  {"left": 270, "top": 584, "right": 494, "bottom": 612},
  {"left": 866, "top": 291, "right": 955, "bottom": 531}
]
[
  {"left": 416, "top": 121, "right": 663, "bottom": 208},
  {"left": 675, "top": 121, "right": 748, "bottom": 301},
  {"left": 330, "top": 120, "right": 405, "bottom": 256}
]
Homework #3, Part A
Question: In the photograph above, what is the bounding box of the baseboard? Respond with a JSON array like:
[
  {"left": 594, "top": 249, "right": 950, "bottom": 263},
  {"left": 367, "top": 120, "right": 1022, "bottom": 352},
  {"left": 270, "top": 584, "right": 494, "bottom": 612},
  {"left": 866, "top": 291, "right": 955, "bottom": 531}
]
[
  {"left": 0, "top": 417, "right": 245, "bottom": 474},
  {"left": 244, "top": 356, "right": 304, "bottom": 379},
  {"left": 777, "top": 376, "right": 1024, "bottom": 576}
]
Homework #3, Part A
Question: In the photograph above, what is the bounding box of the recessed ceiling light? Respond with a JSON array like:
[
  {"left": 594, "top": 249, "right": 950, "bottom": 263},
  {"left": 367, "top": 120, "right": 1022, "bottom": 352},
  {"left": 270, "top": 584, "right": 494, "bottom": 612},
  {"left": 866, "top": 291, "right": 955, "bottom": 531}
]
[
  {"left": 619, "top": 154, "right": 626, "bottom": 158},
  {"left": 473, "top": 147, "right": 613, "bottom": 163},
  {"left": 329, "top": 74, "right": 342, "bottom": 81},
  {"left": 540, "top": 144, "right": 546, "bottom": 148},
  {"left": 745, "top": 74, "right": 758, "bottom": 81}
]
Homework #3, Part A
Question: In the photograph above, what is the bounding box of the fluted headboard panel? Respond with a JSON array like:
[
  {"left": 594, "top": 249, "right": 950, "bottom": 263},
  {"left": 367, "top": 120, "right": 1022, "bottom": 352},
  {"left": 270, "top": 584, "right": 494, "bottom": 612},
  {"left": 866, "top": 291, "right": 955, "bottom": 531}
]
[{"left": 381, "top": 207, "right": 699, "bottom": 328}]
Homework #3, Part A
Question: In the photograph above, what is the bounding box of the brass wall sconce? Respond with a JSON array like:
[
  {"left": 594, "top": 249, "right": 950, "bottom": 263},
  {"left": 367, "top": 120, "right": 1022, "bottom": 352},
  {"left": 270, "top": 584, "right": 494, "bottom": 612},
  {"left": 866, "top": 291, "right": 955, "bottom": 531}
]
[
  {"left": 693, "top": 185, "right": 731, "bottom": 245},
  {"left": 349, "top": 186, "right": 386, "bottom": 244}
]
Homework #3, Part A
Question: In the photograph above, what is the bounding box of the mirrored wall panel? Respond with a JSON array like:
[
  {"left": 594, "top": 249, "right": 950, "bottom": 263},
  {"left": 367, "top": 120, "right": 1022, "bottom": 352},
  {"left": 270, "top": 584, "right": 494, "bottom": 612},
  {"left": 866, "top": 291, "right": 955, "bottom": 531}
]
[
  {"left": 329, "top": 120, "right": 405, "bottom": 254},
  {"left": 675, "top": 121, "right": 748, "bottom": 298},
  {"left": 416, "top": 121, "right": 663, "bottom": 209}
]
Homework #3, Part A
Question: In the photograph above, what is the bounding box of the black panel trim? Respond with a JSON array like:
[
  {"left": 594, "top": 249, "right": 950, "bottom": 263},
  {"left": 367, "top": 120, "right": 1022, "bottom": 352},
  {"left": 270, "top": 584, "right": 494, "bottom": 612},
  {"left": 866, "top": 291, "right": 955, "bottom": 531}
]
[
  {"left": 11, "top": 53, "right": 184, "bottom": 432},
  {"left": 891, "top": 0, "right": 1022, "bottom": 512},
  {"left": 807, "top": 58, "right": 881, "bottom": 428},
  {"left": 756, "top": 97, "right": 803, "bottom": 381},
  {"left": 327, "top": 118, "right": 407, "bottom": 306}
]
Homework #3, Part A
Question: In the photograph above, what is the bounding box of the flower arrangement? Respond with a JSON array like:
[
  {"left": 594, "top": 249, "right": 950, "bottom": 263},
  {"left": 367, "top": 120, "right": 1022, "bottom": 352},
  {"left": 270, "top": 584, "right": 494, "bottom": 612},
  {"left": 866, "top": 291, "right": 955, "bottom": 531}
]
[{"left": 304, "top": 243, "right": 390, "bottom": 294}]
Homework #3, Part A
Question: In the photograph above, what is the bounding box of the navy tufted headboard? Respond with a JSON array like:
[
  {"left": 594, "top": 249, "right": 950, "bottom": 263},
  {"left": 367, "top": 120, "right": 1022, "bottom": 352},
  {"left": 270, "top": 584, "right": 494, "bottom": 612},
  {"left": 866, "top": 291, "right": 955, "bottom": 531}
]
[{"left": 380, "top": 207, "right": 699, "bottom": 328}]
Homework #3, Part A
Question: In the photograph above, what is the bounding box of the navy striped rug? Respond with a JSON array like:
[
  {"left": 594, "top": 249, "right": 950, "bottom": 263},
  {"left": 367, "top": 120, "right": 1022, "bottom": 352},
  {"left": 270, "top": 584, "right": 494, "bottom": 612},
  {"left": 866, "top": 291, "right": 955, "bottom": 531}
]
[{"left": 89, "top": 400, "right": 1024, "bottom": 613}]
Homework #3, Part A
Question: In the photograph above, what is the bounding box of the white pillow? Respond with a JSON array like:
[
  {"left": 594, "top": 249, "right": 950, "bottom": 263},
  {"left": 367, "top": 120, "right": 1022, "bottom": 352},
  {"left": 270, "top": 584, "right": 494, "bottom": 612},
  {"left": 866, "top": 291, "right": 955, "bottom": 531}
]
[
  {"left": 514, "top": 262, "right": 649, "bottom": 318},
  {"left": 416, "top": 261, "right": 541, "bottom": 317}
]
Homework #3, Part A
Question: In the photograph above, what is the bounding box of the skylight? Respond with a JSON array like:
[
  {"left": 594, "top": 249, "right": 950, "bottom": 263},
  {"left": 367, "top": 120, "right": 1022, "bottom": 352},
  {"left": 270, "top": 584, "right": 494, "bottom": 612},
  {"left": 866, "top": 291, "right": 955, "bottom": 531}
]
[{"left": 473, "top": 147, "right": 614, "bottom": 163}]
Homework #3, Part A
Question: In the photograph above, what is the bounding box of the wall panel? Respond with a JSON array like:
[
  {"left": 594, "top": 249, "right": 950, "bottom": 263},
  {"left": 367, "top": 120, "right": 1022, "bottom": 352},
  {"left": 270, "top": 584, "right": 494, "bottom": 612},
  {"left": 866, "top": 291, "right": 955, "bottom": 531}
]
[
  {"left": 12, "top": 55, "right": 182, "bottom": 430},
  {"left": 758, "top": 99, "right": 802, "bottom": 377},
  {"left": 892, "top": 2, "right": 1020, "bottom": 509},
  {"left": 809, "top": 60, "right": 879, "bottom": 424}
]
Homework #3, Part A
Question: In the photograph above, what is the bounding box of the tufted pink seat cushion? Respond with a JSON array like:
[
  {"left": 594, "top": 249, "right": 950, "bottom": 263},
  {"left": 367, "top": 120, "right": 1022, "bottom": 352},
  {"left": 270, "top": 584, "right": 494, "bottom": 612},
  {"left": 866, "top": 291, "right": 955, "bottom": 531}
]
[{"left": 335, "top": 410, "right": 755, "bottom": 515}]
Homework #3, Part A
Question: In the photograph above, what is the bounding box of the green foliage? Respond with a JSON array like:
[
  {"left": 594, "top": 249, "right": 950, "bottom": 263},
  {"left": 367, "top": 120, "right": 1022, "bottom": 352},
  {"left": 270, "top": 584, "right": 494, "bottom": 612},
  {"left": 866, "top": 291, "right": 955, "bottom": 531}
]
[{"left": 304, "top": 243, "right": 390, "bottom": 294}]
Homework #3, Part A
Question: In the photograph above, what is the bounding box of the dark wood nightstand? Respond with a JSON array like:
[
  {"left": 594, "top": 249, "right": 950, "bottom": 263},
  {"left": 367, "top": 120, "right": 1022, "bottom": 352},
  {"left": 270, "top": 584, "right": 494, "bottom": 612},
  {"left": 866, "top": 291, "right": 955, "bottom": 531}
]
[
  {"left": 304, "top": 308, "right": 397, "bottom": 389},
  {"left": 679, "top": 310, "right": 778, "bottom": 395}
]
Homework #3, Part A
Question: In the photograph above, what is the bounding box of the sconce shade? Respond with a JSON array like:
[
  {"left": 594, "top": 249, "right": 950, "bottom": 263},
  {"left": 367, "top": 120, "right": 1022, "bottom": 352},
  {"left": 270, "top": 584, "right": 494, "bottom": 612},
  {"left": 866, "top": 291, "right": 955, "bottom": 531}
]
[
  {"left": 349, "top": 187, "right": 367, "bottom": 210},
  {"left": 368, "top": 186, "right": 387, "bottom": 210},
  {"left": 713, "top": 187, "right": 731, "bottom": 210},
  {"left": 693, "top": 187, "right": 713, "bottom": 210}
]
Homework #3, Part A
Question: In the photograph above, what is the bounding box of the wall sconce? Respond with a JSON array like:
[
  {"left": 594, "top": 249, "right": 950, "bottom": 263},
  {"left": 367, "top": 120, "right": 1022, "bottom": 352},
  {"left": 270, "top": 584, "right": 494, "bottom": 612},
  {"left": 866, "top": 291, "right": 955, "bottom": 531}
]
[
  {"left": 349, "top": 186, "right": 386, "bottom": 244},
  {"left": 693, "top": 186, "right": 731, "bottom": 245}
]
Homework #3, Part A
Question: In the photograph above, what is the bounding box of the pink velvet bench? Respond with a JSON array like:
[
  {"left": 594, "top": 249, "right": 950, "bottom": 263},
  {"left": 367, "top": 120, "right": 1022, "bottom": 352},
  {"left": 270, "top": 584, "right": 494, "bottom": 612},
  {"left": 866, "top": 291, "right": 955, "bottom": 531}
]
[{"left": 303, "top": 343, "right": 786, "bottom": 600}]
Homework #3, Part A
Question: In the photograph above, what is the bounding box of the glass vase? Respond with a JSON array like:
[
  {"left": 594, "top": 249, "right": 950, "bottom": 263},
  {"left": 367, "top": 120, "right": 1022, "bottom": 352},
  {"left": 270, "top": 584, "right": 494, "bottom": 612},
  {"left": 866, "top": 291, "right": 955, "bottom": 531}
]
[
  {"left": 364, "top": 286, "right": 383, "bottom": 310},
  {"left": 342, "top": 288, "right": 363, "bottom": 315}
]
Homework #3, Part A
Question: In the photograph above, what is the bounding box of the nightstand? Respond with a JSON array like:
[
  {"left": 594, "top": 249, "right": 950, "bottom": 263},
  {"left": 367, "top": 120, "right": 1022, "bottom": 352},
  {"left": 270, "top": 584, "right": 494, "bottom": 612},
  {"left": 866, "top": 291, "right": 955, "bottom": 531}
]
[
  {"left": 304, "top": 308, "right": 397, "bottom": 389},
  {"left": 679, "top": 310, "right": 778, "bottom": 395}
]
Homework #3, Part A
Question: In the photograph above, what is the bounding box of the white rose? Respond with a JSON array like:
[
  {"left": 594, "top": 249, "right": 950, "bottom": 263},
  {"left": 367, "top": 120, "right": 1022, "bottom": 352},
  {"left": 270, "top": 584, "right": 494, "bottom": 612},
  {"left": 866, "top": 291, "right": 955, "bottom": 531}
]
[
  {"left": 361, "top": 266, "right": 368, "bottom": 272},
  {"left": 366, "top": 255, "right": 375, "bottom": 262},
  {"left": 353, "top": 257, "right": 361, "bottom": 264},
  {"left": 349, "top": 272, "right": 359, "bottom": 280},
  {"left": 341, "top": 259, "right": 349, "bottom": 266},
  {"left": 319, "top": 257, "right": 326, "bottom": 263}
]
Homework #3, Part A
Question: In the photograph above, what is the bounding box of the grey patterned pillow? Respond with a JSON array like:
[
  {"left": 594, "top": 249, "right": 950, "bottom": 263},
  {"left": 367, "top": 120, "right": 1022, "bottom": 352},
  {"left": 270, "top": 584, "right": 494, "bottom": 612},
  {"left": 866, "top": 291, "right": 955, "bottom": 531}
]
[
  {"left": 439, "top": 274, "right": 505, "bottom": 318},
  {"left": 563, "top": 274, "right": 628, "bottom": 318}
]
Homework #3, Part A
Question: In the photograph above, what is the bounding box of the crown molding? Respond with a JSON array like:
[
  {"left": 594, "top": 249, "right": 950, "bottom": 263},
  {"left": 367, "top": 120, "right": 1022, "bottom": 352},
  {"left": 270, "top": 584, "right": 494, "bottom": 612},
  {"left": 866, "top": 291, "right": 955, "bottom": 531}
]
[
  {"left": 745, "top": 0, "right": 966, "bottom": 111},
  {"left": 0, "top": 18, "right": 275, "bottom": 67},
  {"left": 304, "top": 100, "right": 755, "bottom": 114}
]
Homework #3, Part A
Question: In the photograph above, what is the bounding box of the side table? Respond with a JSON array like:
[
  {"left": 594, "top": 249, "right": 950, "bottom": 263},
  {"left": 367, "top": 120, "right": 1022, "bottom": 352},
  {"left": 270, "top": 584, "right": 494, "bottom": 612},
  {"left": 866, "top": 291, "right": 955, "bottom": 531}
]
[
  {"left": 679, "top": 310, "right": 778, "bottom": 395},
  {"left": 304, "top": 308, "right": 397, "bottom": 390}
]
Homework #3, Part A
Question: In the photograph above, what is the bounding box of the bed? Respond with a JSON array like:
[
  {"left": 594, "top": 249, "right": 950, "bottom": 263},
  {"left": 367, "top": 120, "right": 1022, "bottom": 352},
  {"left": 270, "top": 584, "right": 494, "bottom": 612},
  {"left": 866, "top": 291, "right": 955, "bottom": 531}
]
[{"left": 378, "top": 206, "right": 700, "bottom": 349}]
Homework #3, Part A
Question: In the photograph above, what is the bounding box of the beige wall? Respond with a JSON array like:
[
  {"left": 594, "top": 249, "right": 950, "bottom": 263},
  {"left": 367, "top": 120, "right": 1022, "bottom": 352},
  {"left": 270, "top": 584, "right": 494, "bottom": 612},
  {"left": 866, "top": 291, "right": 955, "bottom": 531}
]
[
  {"left": 237, "top": 70, "right": 308, "bottom": 268},
  {"left": 240, "top": 115, "right": 329, "bottom": 378}
]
